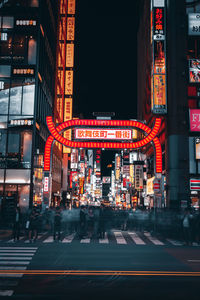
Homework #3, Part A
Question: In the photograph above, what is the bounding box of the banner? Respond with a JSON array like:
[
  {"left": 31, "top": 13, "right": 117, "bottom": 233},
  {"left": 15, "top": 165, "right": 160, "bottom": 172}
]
[
  {"left": 189, "top": 109, "right": 200, "bottom": 132},
  {"left": 68, "top": 0, "right": 76, "bottom": 15},
  {"left": 63, "top": 98, "right": 72, "bottom": 154},
  {"left": 67, "top": 17, "right": 75, "bottom": 41},
  {"left": 66, "top": 43, "right": 74, "bottom": 67}
]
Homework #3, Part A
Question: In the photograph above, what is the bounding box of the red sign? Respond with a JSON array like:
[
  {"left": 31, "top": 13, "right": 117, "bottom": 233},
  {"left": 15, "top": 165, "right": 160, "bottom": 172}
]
[
  {"left": 44, "top": 177, "right": 49, "bottom": 192},
  {"left": 75, "top": 128, "right": 132, "bottom": 140},
  {"left": 190, "top": 109, "right": 200, "bottom": 131}
]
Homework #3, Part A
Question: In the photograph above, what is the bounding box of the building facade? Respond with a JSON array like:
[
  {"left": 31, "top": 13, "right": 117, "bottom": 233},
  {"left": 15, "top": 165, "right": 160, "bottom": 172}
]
[
  {"left": 0, "top": 0, "right": 60, "bottom": 222},
  {"left": 137, "top": 0, "right": 200, "bottom": 210}
]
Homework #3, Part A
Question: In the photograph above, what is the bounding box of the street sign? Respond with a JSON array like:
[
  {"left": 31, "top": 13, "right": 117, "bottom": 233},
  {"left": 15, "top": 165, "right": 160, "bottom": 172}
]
[{"left": 153, "top": 178, "right": 160, "bottom": 192}]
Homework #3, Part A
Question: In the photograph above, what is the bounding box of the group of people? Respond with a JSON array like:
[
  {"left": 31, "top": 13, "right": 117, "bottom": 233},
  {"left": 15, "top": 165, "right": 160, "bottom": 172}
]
[{"left": 10, "top": 205, "right": 200, "bottom": 245}]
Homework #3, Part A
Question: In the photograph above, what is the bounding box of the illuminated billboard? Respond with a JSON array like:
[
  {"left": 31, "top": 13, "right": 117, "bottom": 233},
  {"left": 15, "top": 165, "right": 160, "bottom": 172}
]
[
  {"left": 189, "top": 109, "right": 200, "bottom": 132},
  {"left": 75, "top": 128, "right": 132, "bottom": 140},
  {"left": 151, "top": 0, "right": 167, "bottom": 114},
  {"left": 189, "top": 59, "right": 200, "bottom": 83},
  {"left": 195, "top": 138, "right": 200, "bottom": 160},
  {"left": 188, "top": 13, "right": 200, "bottom": 36}
]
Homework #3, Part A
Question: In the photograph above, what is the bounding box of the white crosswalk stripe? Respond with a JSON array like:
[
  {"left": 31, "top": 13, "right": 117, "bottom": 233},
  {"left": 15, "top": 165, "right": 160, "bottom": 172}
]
[
  {"left": 43, "top": 236, "right": 54, "bottom": 243},
  {"left": 128, "top": 231, "right": 146, "bottom": 245},
  {"left": 62, "top": 233, "right": 76, "bottom": 243},
  {"left": 80, "top": 238, "right": 90, "bottom": 243},
  {"left": 113, "top": 232, "right": 127, "bottom": 244},
  {"left": 0, "top": 247, "right": 37, "bottom": 296},
  {"left": 166, "top": 239, "right": 183, "bottom": 246},
  {"left": 144, "top": 232, "right": 164, "bottom": 245}
]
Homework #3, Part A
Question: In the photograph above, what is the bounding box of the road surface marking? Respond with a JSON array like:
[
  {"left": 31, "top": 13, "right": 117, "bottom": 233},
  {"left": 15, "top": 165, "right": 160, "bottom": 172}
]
[
  {"left": 0, "top": 257, "right": 32, "bottom": 260},
  {"left": 0, "top": 274, "right": 23, "bottom": 278},
  {"left": 0, "top": 250, "right": 36, "bottom": 253},
  {"left": 99, "top": 233, "right": 109, "bottom": 244},
  {"left": 0, "top": 280, "right": 18, "bottom": 286},
  {"left": 113, "top": 232, "right": 127, "bottom": 244},
  {"left": 62, "top": 233, "right": 76, "bottom": 243},
  {"left": 0, "top": 261, "right": 30, "bottom": 265},
  {"left": 80, "top": 238, "right": 90, "bottom": 243},
  {"left": 0, "top": 290, "right": 13, "bottom": 296},
  {"left": 144, "top": 232, "right": 164, "bottom": 245},
  {"left": 166, "top": 239, "right": 183, "bottom": 246},
  {"left": 188, "top": 260, "right": 200, "bottom": 262},
  {"left": 43, "top": 236, "right": 54, "bottom": 243},
  {"left": 128, "top": 232, "right": 145, "bottom": 245},
  {"left": 0, "top": 267, "right": 27, "bottom": 270},
  {"left": 0, "top": 247, "right": 37, "bottom": 250},
  {"left": 0, "top": 253, "right": 34, "bottom": 256}
]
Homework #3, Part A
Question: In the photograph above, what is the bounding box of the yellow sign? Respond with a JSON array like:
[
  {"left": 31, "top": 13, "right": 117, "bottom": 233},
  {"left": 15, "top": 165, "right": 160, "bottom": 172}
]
[
  {"left": 153, "top": 74, "right": 166, "bottom": 106},
  {"left": 67, "top": 17, "right": 75, "bottom": 41},
  {"left": 63, "top": 98, "right": 72, "bottom": 154},
  {"left": 147, "top": 177, "right": 155, "bottom": 195},
  {"left": 65, "top": 70, "right": 73, "bottom": 95},
  {"left": 68, "top": 0, "right": 76, "bottom": 14},
  {"left": 66, "top": 43, "right": 74, "bottom": 67}
]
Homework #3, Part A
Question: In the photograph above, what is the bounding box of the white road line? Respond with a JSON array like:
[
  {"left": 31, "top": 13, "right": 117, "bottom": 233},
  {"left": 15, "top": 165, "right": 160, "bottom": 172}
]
[
  {"left": 128, "top": 232, "right": 146, "bottom": 245},
  {"left": 0, "top": 253, "right": 34, "bottom": 256},
  {"left": 0, "top": 247, "right": 37, "bottom": 250},
  {"left": 144, "top": 232, "right": 164, "bottom": 245},
  {"left": 62, "top": 233, "right": 75, "bottom": 243},
  {"left": 0, "top": 267, "right": 27, "bottom": 270},
  {"left": 113, "top": 232, "right": 127, "bottom": 244},
  {"left": 80, "top": 238, "right": 90, "bottom": 243},
  {"left": 0, "top": 250, "right": 36, "bottom": 253},
  {"left": 166, "top": 239, "right": 183, "bottom": 246},
  {"left": 0, "top": 257, "right": 32, "bottom": 260},
  {"left": 43, "top": 236, "right": 54, "bottom": 243},
  {"left": 0, "top": 261, "right": 30, "bottom": 265},
  {"left": 99, "top": 233, "right": 109, "bottom": 244},
  {"left": 0, "top": 290, "right": 14, "bottom": 296}
]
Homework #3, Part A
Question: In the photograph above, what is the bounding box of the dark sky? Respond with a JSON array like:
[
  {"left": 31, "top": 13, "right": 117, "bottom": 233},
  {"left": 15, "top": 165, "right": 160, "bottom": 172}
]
[{"left": 73, "top": 0, "right": 140, "bottom": 174}]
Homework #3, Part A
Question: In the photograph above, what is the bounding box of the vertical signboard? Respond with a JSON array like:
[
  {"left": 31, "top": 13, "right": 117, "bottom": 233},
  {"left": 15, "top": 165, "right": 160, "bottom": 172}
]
[
  {"left": 189, "top": 109, "right": 200, "bottom": 131},
  {"left": 63, "top": 97, "right": 72, "bottom": 153},
  {"left": 134, "top": 165, "right": 144, "bottom": 190},
  {"left": 151, "top": 0, "right": 167, "bottom": 114}
]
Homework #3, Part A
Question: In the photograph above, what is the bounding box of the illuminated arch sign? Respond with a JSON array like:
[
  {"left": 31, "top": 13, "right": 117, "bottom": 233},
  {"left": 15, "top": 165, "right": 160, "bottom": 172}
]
[{"left": 44, "top": 116, "right": 162, "bottom": 173}]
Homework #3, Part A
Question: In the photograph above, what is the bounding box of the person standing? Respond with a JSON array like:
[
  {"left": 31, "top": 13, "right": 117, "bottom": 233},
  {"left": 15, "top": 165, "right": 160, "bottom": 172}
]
[
  {"left": 12, "top": 207, "right": 21, "bottom": 242},
  {"left": 182, "top": 209, "right": 193, "bottom": 245},
  {"left": 53, "top": 207, "right": 61, "bottom": 241},
  {"left": 79, "top": 206, "right": 86, "bottom": 239},
  {"left": 99, "top": 205, "right": 106, "bottom": 239},
  {"left": 87, "top": 207, "right": 94, "bottom": 238}
]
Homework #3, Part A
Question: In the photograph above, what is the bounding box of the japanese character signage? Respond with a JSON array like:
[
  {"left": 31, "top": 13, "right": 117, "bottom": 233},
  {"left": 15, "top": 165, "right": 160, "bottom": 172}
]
[
  {"left": 189, "top": 59, "right": 200, "bottom": 83},
  {"left": 44, "top": 177, "right": 49, "bottom": 193},
  {"left": 195, "top": 137, "right": 200, "bottom": 160},
  {"left": 68, "top": 0, "right": 76, "bottom": 15},
  {"left": 63, "top": 98, "right": 72, "bottom": 154},
  {"left": 75, "top": 128, "right": 132, "bottom": 140},
  {"left": 65, "top": 70, "right": 73, "bottom": 95},
  {"left": 66, "top": 43, "right": 74, "bottom": 68},
  {"left": 9, "top": 119, "right": 33, "bottom": 126},
  {"left": 67, "top": 17, "right": 75, "bottom": 41},
  {"left": 151, "top": 0, "right": 167, "bottom": 114},
  {"left": 134, "top": 165, "right": 144, "bottom": 190},
  {"left": 190, "top": 109, "right": 200, "bottom": 132},
  {"left": 188, "top": 13, "right": 200, "bottom": 36}
]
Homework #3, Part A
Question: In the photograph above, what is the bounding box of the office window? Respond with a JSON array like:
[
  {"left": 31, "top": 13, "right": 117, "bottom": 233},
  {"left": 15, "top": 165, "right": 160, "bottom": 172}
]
[
  {"left": 0, "top": 130, "right": 6, "bottom": 156},
  {"left": 0, "top": 65, "right": 11, "bottom": 78},
  {"left": 5, "top": 169, "right": 30, "bottom": 183},
  {"left": 21, "top": 131, "right": 32, "bottom": 168},
  {"left": 0, "top": 33, "right": 12, "bottom": 61},
  {"left": 22, "top": 84, "right": 35, "bottom": 115},
  {"left": 28, "top": 38, "right": 37, "bottom": 64},
  {"left": 9, "top": 80, "right": 22, "bottom": 114},
  {"left": 7, "top": 132, "right": 20, "bottom": 154},
  {"left": 2, "top": 17, "right": 14, "bottom": 29},
  {"left": 18, "top": 185, "right": 30, "bottom": 212},
  {"left": 0, "top": 79, "right": 9, "bottom": 114}
]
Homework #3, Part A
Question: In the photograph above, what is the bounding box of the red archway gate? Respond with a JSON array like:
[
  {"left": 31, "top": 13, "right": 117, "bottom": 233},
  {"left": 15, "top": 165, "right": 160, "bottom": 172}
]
[{"left": 44, "top": 116, "right": 162, "bottom": 174}]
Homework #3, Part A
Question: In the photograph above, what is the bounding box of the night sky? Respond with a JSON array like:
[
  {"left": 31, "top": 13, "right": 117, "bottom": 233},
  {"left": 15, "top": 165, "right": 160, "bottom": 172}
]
[{"left": 74, "top": 0, "right": 140, "bottom": 175}]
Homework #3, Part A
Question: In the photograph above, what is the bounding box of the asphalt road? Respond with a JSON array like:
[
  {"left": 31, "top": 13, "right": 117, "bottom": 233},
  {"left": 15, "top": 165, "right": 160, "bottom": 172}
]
[{"left": 0, "top": 241, "right": 199, "bottom": 300}]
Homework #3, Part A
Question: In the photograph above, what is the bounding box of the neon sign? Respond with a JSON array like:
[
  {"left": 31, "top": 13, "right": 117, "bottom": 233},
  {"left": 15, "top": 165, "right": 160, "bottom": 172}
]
[
  {"left": 44, "top": 117, "right": 162, "bottom": 174},
  {"left": 75, "top": 128, "right": 132, "bottom": 140}
]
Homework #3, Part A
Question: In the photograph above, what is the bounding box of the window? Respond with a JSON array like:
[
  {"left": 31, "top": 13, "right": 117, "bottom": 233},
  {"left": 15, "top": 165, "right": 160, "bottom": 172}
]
[
  {"left": 0, "top": 79, "right": 9, "bottom": 114},
  {"left": 21, "top": 131, "right": 32, "bottom": 168},
  {"left": 28, "top": 38, "right": 37, "bottom": 64},
  {"left": 2, "top": 17, "right": 14, "bottom": 29},
  {"left": 7, "top": 132, "right": 20, "bottom": 154},
  {"left": 0, "top": 65, "right": 11, "bottom": 77},
  {"left": 18, "top": 185, "right": 30, "bottom": 212},
  {"left": 0, "top": 130, "right": 7, "bottom": 156},
  {"left": 9, "top": 81, "right": 22, "bottom": 114},
  {"left": 22, "top": 84, "right": 35, "bottom": 115},
  {"left": 12, "top": 35, "right": 26, "bottom": 62},
  {"left": 0, "top": 32, "right": 12, "bottom": 61},
  {"left": 5, "top": 169, "right": 31, "bottom": 183}
]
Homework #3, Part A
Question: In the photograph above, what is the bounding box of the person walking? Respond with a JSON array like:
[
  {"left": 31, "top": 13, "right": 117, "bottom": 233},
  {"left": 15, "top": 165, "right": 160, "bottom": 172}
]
[
  {"left": 182, "top": 209, "right": 193, "bottom": 245},
  {"left": 87, "top": 207, "right": 94, "bottom": 238},
  {"left": 53, "top": 207, "right": 61, "bottom": 241},
  {"left": 79, "top": 206, "right": 86, "bottom": 239},
  {"left": 12, "top": 207, "right": 21, "bottom": 242},
  {"left": 99, "top": 205, "right": 106, "bottom": 239}
]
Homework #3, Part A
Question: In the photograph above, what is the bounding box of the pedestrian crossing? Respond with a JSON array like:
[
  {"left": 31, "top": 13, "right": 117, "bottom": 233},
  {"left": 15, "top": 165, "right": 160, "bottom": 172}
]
[
  {"left": 0, "top": 246, "right": 37, "bottom": 297},
  {"left": 0, "top": 231, "right": 196, "bottom": 247}
]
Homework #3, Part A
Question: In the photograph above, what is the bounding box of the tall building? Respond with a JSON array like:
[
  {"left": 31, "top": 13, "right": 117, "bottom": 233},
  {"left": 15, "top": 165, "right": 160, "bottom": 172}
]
[
  {"left": 137, "top": 0, "right": 200, "bottom": 210},
  {"left": 0, "top": 0, "right": 59, "bottom": 222}
]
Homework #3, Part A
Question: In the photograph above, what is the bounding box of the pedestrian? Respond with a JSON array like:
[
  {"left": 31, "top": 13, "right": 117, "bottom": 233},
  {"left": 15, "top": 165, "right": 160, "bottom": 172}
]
[
  {"left": 12, "top": 207, "right": 21, "bottom": 242},
  {"left": 87, "top": 207, "right": 94, "bottom": 238},
  {"left": 79, "top": 205, "right": 86, "bottom": 239},
  {"left": 28, "top": 208, "right": 41, "bottom": 242},
  {"left": 53, "top": 207, "right": 61, "bottom": 241},
  {"left": 182, "top": 208, "right": 193, "bottom": 245},
  {"left": 99, "top": 205, "right": 106, "bottom": 239}
]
